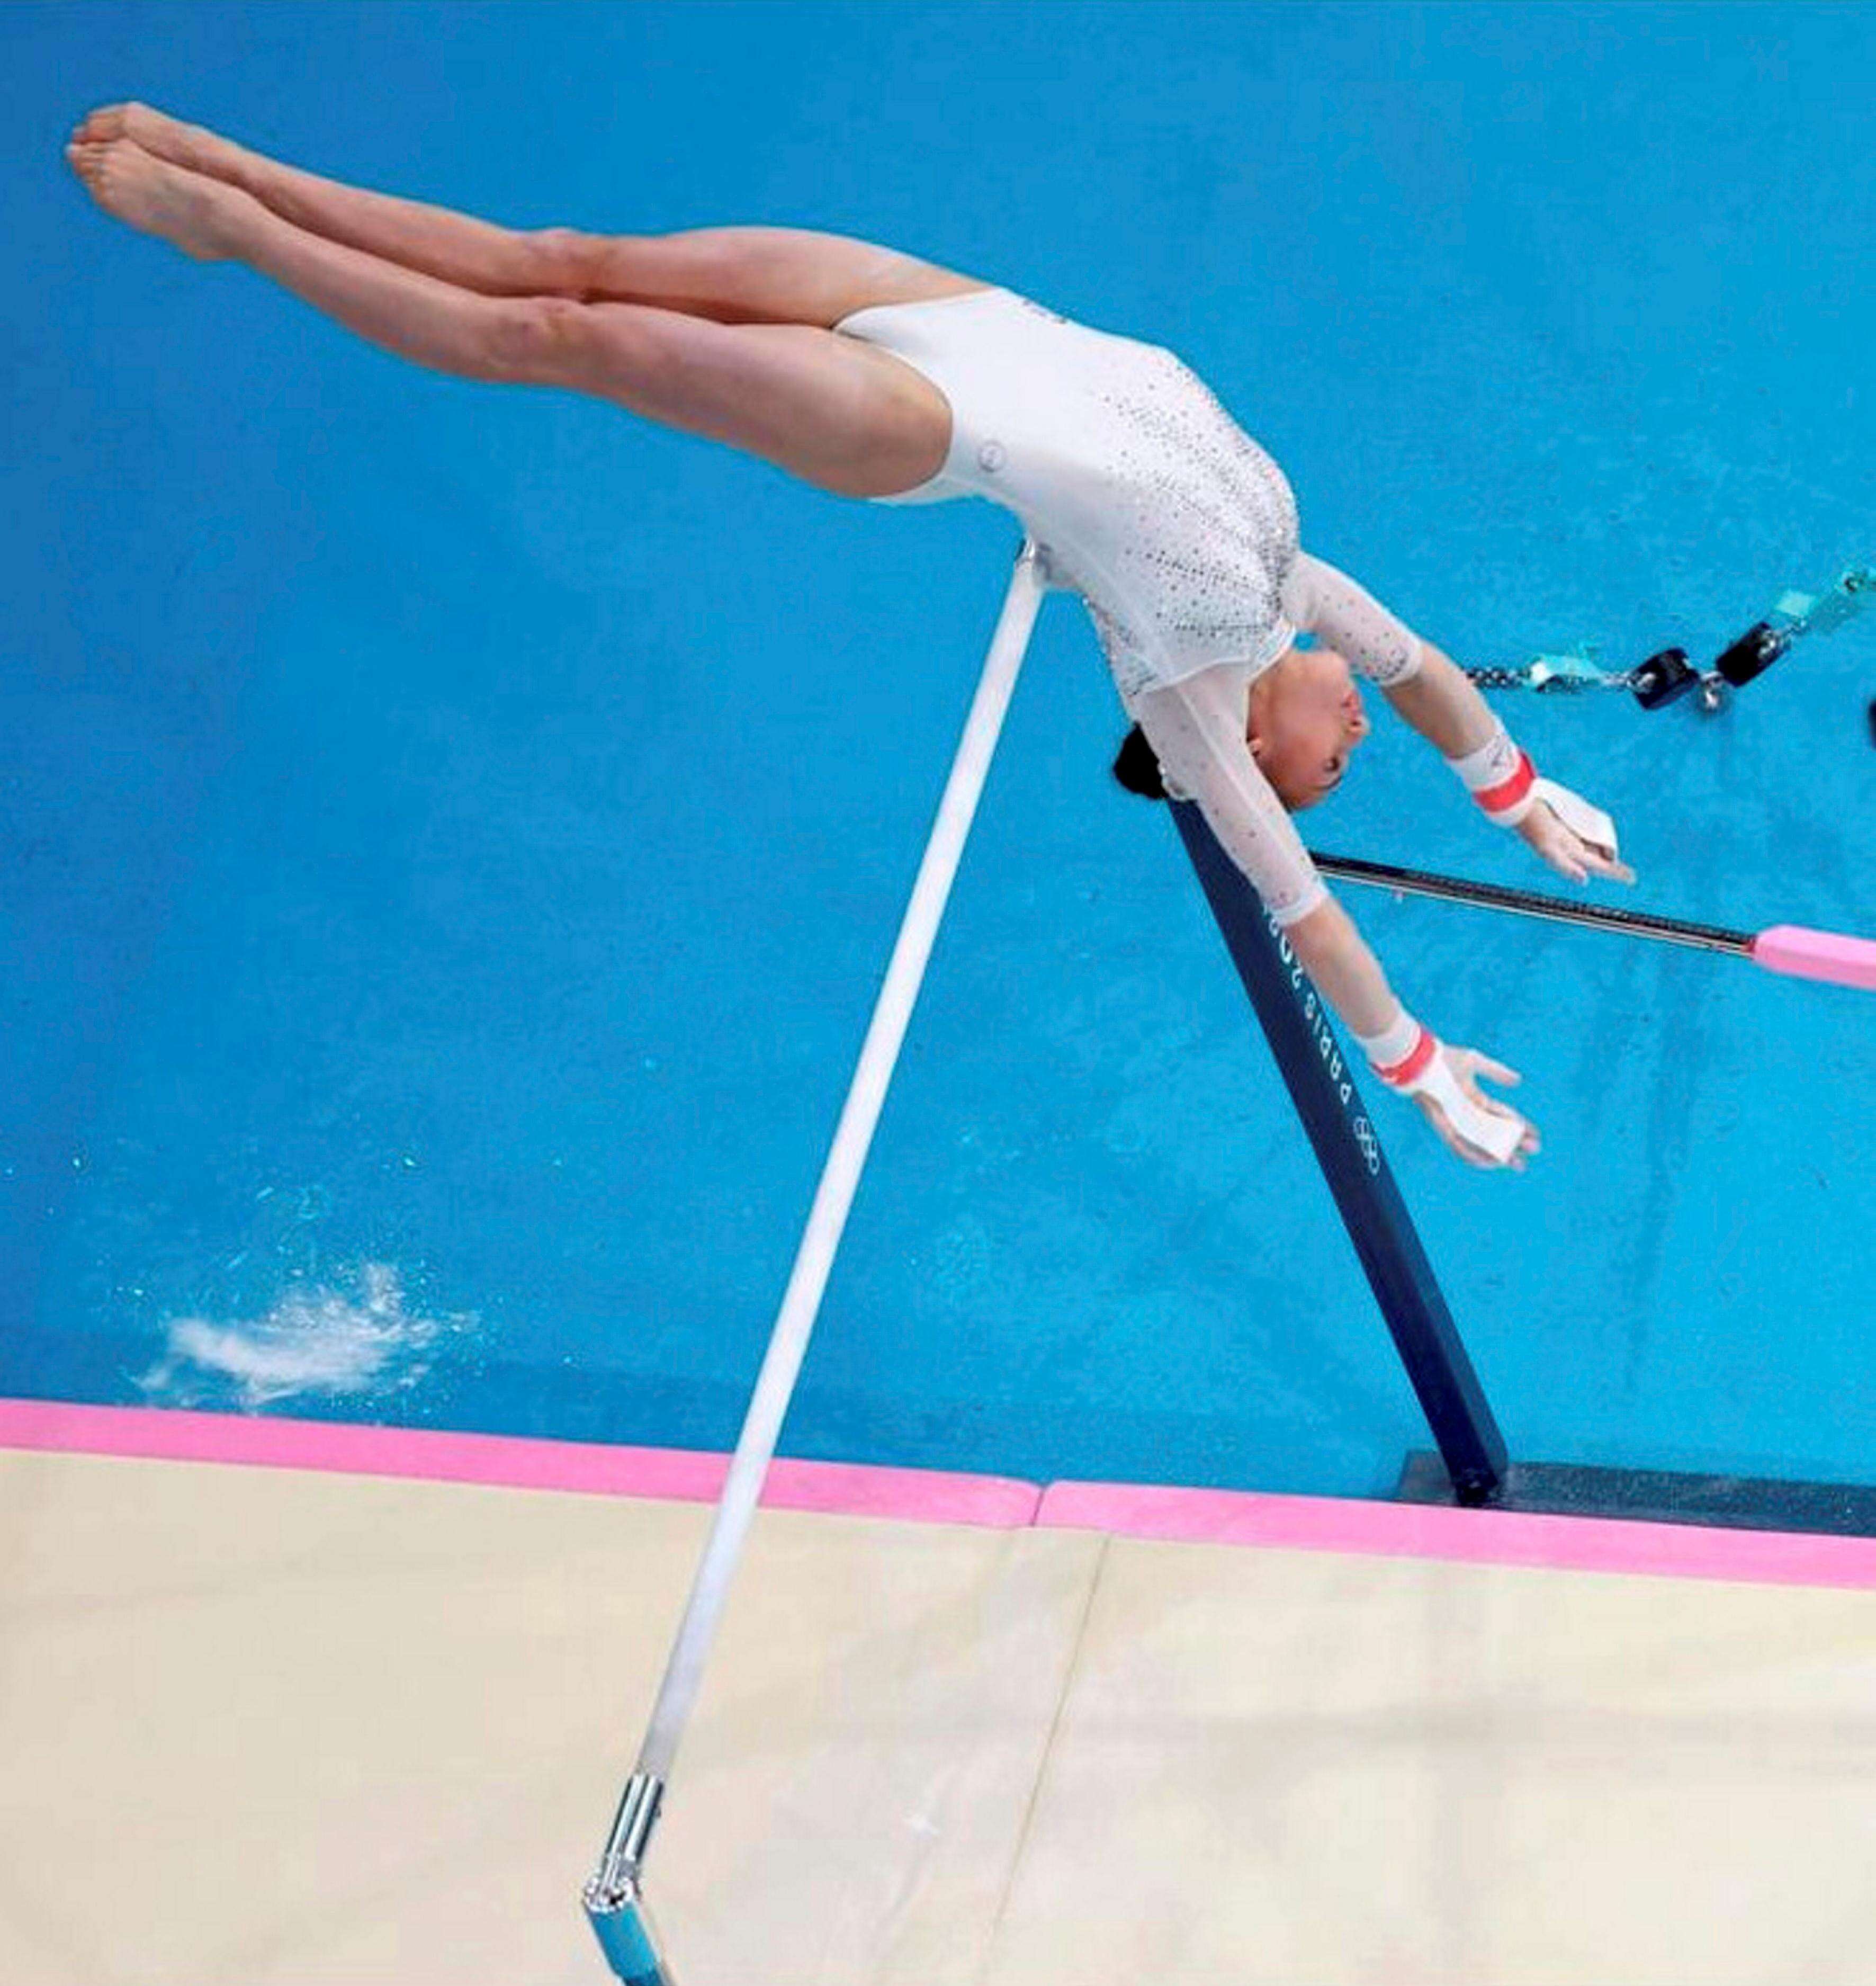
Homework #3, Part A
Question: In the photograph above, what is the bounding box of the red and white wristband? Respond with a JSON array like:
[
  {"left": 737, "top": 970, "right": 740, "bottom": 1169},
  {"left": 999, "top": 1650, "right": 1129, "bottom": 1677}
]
[
  {"left": 1447, "top": 720, "right": 1621, "bottom": 857},
  {"left": 1447, "top": 721, "right": 1539, "bottom": 827},
  {"left": 1354, "top": 1008, "right": 1437, "bottom": 1087},
  {"left": 1353, "top": 1009, "right": 1525, "bottom": 1165}
]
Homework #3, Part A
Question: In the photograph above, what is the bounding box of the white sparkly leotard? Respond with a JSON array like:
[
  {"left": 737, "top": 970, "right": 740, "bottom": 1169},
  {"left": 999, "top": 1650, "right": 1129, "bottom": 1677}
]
[{"left": 835, "top": 285, "right": 1425, "bottom": 925}]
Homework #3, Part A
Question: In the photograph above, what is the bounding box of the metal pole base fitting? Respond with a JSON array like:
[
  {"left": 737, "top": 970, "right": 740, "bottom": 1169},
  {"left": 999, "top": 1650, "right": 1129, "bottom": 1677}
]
[
  {"left": 587, "top": 1772, "right": 664, "bottom": 1912},
  {"left": 585, "top": 1775, "right": 672, "bottom": 1984}
]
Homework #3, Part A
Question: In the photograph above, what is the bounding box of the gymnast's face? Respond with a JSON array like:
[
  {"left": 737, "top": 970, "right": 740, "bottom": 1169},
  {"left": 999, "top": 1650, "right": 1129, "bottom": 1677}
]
[{"left": 1248, "top": 645, "right": 1370, "bottom": 810}]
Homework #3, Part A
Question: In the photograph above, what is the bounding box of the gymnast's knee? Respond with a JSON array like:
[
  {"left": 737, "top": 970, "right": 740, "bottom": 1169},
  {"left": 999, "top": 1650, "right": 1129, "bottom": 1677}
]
[{"left": 481, "top": 293, "right": 604, "bottom": 383}]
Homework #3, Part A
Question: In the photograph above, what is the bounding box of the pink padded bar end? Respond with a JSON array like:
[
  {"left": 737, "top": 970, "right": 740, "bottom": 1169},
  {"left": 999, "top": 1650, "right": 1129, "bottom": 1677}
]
[{"left": 1751, "top": 925, "right": 1876, "bottom": 992}]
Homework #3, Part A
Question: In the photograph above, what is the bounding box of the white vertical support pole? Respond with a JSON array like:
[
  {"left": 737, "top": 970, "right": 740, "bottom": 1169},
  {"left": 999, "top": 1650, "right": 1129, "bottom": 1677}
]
[{"left": 586, "top": 542, "right": 1049, "bottom": 1973}]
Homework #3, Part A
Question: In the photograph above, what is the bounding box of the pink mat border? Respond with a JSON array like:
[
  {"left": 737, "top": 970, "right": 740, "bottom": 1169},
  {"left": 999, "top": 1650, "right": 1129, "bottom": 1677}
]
[
  {"left": 0, "top": 1398, "right": 1041, "bottom": 1528},
  {"left": 8, "top": 1397, "right": 1876, "bottom": 1592}
]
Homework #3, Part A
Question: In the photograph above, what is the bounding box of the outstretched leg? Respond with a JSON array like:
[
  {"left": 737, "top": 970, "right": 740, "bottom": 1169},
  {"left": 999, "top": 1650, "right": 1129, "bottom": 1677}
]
[
  {"left": 73, "top": 103, "right": 989, "bottom": 325},
  {"left": 66, "top": 138, "right": 955, "bottom": 498}
]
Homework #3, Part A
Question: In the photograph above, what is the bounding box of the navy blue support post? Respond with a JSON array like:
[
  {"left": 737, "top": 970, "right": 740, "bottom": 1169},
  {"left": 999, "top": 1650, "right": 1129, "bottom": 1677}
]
[{"left": 1170, "top": 800, "right": 1508, "bottom": 1505}]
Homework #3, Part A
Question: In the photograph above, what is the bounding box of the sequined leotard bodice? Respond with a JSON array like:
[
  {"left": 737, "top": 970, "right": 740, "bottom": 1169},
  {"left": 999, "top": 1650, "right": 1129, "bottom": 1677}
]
[
  {"left": 836, "top": 287, "right": 1303, "bottom": 702},
  {"left": 835, "top": 284, "right": 1426, "bottom": 928}
]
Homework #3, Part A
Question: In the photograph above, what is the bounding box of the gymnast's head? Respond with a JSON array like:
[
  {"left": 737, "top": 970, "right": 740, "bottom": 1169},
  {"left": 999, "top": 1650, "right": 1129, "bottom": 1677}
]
[
  {"left": 1246, "top": 642, "right": 1370, "bottom": 809},
  {"left": 1110, "top": 642, "right": 1370, "bottom": 813}
]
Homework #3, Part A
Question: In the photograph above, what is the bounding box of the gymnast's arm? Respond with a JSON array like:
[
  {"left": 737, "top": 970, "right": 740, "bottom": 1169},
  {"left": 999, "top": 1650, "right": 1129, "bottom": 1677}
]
[
  {"left": 1282, "top": 551, "right": 1632, "bottom": 884},
  {"left": 1127, "top": 666, "right": 1401, "bottom": 1036},
  {"left": 1381, "top": 640, "right": 1499, "bottom": 754},
  {"left": 1128, "top": 664, "right": 1536, "bottom": 1169},
  {"left": 1277, "top": 549, "right": 1494, "bottom": 751}
]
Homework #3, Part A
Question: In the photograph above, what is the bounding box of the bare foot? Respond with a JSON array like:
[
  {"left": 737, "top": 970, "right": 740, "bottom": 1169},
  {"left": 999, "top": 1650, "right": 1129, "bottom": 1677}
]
[
  {"left": 71, "top": 102, "right": 241, "bottom": 185},
  {"left": 66, "top": 138, "right": 247, "bottom": 262}
]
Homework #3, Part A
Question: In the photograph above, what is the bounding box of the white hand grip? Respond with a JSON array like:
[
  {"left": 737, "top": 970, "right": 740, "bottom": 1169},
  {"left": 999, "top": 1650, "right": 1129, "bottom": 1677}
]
[
  {"left": 1531, "top": 777, "right": 1618, "bottom": 860},
  {"left": 1410, "top": 1052, "right": 1527, "bottom": 1165}
]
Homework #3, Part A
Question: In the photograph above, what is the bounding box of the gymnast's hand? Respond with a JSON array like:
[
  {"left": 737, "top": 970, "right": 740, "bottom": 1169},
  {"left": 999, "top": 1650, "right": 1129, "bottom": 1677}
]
[
  {"left": 1359, "top": 1004, "right": 1541, "bottom": 1173},
  {"left": 1410, "top": 1045, "right": 1541, "bottom": 1173},
  {"left": 1515, "top": 782, "right": 1637, "bottom": 888}
]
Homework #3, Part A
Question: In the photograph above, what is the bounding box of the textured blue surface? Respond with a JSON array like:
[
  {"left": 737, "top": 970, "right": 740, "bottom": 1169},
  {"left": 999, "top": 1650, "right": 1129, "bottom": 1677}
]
[{"left": 5, "top": 1, "right": 1874, "bottom": 1496}]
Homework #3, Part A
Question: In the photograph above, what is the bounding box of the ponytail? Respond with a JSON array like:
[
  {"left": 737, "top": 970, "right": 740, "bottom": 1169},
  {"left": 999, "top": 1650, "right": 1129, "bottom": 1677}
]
[{"left": 1111, "top": 723, "right": 1168, "bottom": 800}]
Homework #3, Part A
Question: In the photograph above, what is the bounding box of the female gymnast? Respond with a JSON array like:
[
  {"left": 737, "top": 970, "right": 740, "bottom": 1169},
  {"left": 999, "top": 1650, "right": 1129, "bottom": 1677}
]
[{"left": 67, "top": 103, "right": 1636, "bottom": 1171}]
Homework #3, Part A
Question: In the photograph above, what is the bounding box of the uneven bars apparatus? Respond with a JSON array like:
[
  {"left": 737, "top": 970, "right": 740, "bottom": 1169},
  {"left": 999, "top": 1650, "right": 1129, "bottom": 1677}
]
[
  {"left": 583, "top": 541, "right": 1049, "bottom": 1984},
  {"left": 584, "top": 542, "right": 1876, "bottom": 1979}
]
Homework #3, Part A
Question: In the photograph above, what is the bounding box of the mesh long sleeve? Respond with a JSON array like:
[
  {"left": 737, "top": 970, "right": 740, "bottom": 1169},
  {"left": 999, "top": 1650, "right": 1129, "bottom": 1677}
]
[
  {"left": 1129, "top": 665, "right": 1329, "bottom": 927},
  {"left": 1280, "top": 551, "right": 1424, "bottom": 686}
]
